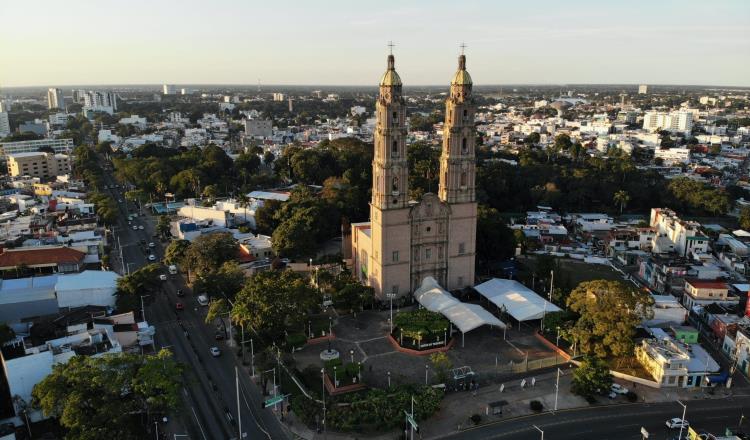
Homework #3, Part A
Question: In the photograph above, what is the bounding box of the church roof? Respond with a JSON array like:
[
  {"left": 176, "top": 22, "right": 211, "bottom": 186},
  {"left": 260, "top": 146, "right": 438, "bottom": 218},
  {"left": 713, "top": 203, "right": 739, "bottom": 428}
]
[
  {"left": 451, "top": 54, "right": 472, "bottom": 86},
  {"left": 380, "top": 54, "right": 402, "bottom": 87}
]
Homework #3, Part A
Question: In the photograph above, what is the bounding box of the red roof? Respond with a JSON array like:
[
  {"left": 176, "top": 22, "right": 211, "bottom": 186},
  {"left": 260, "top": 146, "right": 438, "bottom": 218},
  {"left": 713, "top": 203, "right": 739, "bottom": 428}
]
[
  {"left": 236, "top": 245, "right": 256, "bottom": 264},
  {"left": 0, "top": 246, "right": 86, "bottom": 268},
  {"left": 685, "top": 279, "right": 728, "bottom": 290}
]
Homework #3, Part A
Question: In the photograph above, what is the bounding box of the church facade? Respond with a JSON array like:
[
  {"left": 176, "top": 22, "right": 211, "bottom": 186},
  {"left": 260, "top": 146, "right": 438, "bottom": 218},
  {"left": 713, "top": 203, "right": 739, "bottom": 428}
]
[{"left": 351, "top": 51, "right": 477, "bottom": 300}]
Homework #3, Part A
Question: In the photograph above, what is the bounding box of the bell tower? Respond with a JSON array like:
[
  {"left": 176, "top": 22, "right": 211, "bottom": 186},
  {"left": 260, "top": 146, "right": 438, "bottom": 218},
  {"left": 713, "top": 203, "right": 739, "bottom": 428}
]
[
  {"left": 367, "top": 48, "right": 411, "bottom": 299},
  {"left": 439, "top": 48, "right": 477, "bottom": 291}
]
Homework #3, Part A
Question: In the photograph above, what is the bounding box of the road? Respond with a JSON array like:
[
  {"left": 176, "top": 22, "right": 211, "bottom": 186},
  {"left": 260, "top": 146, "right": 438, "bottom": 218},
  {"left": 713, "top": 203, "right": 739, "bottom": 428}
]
[
  {"left": 437, "top": 396, "right": 750, "bottom": 440},
  {"left": 100, "top": 162, "right": 288, "bottom": 440}
]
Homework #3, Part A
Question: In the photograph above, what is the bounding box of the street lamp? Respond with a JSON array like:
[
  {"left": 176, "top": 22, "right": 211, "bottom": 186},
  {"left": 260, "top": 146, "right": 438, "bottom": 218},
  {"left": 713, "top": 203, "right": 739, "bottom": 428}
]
[
  {"left": 677, "top": 400, "right": 688, "bottom": 440},
  {"left": 333, "top": 366, "right": 338, "bottom": 387},
  {"left": 533, "top": 424, "right": 544, "bottom": 440},
  {"left": 320, "top": 368, "right": 327, "bottom": 439},
  {"left": 140, "top": 295, "right": 150, "bottom": 322},
  {"left": 387, "top": 371, "right": 391, "bottom": 388},
  {"left": 350, "top": 349, "right": 355, "bottom": 364},
  {"left": 425, "top": 365, "right": 430, "bottom": 385}
]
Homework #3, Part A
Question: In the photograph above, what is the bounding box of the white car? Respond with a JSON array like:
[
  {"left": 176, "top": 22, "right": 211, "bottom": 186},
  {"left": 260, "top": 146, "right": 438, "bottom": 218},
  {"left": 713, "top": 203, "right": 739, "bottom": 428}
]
[
  {"left": 666, "top": 418, "right": 689, "bottom": 429},
  {"left": 210, "top": 347, "right": 221, "bottom": 357},
  {"left": 148, "top": 242, "right": 156, "bottom": 248},
  {"left": 132, "top": 225, "right": 138, "bottom": 230},
  {"left": 159, "top": 274, "right": 167, "bottom": 281},
  {"left": 610, "top": 383, "right": 629, "bottom": 395},
  {"left": 148, "top": 254, "right": 156, "bottom": 261},
  {"left": 138, "top": 225, "right": 145, "bottom": 230}
]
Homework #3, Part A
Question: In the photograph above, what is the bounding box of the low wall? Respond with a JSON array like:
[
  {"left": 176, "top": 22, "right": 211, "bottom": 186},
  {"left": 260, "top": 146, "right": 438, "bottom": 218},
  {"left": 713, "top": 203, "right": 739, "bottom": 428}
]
[
  {"left": 610, "top": 370, "right": 661, "bottom": 388},
  {"left": 386, "top": 334, "right": 455, "bottom": 356},
  {"left": 534, "top": 331, "right": 572, "bottom": 361},
  {"left": 324, "top": 373, "right": 367, "bottom": 396}
]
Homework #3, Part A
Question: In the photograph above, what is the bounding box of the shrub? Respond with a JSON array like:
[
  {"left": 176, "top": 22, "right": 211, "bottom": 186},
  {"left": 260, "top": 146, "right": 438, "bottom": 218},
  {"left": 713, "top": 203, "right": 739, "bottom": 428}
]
[
  {"left": 625, "top": 391, "right": 637, "bottom": 402},
  {"left": 530, "top": 400, "right": 543, "bottom": 412},
  {"left": 324, "top": 357, "right": 342, "bottom": 371},
  {"left": 286, "top": 332, "right": 307, "bottom": 349},
  {"left": 470, "top": 414, "right": 482, "bottom": 425},
  {"left": 585, "top": 395, "right": 597, "bottom": 404}
]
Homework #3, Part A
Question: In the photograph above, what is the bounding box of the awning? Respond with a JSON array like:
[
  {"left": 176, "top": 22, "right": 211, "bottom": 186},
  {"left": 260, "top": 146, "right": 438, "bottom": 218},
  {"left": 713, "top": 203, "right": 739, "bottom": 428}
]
[
  {"left": 474, "top": 278, "right": 561, "bottom": 321},
  {"left": 414, "top": 277, "right": 506, "bottom": 333}
]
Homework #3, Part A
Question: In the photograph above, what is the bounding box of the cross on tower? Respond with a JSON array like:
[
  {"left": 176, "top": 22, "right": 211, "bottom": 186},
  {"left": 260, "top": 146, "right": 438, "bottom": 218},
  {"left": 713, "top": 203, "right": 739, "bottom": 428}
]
[
  {"left": 459, "top": 42, "right": 467, "bottom": 55},
  {"left": 387, "top": 41, "right": 395, "bottom": 55}
]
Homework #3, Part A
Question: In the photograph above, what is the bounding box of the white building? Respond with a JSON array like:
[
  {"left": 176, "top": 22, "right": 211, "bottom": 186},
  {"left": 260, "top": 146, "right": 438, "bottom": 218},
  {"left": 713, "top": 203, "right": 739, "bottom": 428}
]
[
  {"left": 636, "top": 336, "right": 720, "bottom": 388},
  {"left": 650, "top": 208, "right": 709, "bottom": 256},
  {"left": 638, "top": 84, "right": 648, "bottom": 94},
  {"left": 0, "top": 111, "right": 9, "bottom": 137},
  {"left": 47, "top": 88, "right": 64, "bottom": 109},
  {"left": 654, "top": 147, "right": 691, "bottom": 165},
  {"left": 163, "top": 84, "right": 177, "bottom": 95},
  {"left": 643, "top": 111, "right": 693, "bottom": 135},
  {"left": 119, "top": 114, "right": 147, "bottom": 129},
  {"left": 48, "top": 112, "right": 71, "bottom": 126}
]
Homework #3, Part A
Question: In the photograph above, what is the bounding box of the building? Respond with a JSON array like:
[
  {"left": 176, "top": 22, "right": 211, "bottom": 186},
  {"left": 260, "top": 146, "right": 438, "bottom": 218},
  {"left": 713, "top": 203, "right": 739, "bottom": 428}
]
[
  {"left": 18, "top": 120, "right": 48, "bottom": 137},
  {"left": 351, "top": 51, "right": 477, "bottom": 299},
  {"left": 0, "top": 111, "right": 10, "bottom": 137},
  {"left": 650, "top": 208, "right": 710, "bottom": 257},
  {"left": 642, "top": 111, "right": 693, "bottom": 135},
  {"left": 635, "top": 337, "right": 720, "bottom": 388},
  {"left": 682, "top": 279, "right": 733, "bottom": 309},
  {"left": 0, "top": 246, "right": 86, "bottom": 278},
  {"left": 119, "top": 114, "right": 147, "bottom": 129},
  {"left": 272, "top": 92, "right": 285, "bottom": 101},
  {"left": 47, "top": 87, "right": 64, "bottom": 109},
  {"left": 6, "top": 151, "right": 71, "bottom": 178},
  {"left": 0, "top": 137, "right": 73, "bottom": 157},
  {"left": 654, "top": 147, "right": 691, "bottom": 165},
  {"left": 638, "top": 84, "right": 648, "bottom": 94},
  {"left": 244, "top": 119, "right": 273, "bottom": 138},
  {"left": 163, "top": 84, "right": 177, "bottom": 95},
  {"left": 82, "top": 90, "right": 117, "bottom": 113},
  {"left": 721, "top": 318, "right": 750, "bottom": 379}
]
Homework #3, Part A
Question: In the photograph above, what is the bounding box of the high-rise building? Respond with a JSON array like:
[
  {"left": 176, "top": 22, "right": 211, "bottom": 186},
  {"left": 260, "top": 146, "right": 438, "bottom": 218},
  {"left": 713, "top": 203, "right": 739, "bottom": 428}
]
[
  {"left": 82, "top": 90, "right": 117, "bottom": 113},
  {"left": 47, "top": 88, "right": 64, "bottom": 109},
  {"left": 0, "top": 112, "right": 10, "bottom": 137},
  {"left": 6, "top": 151, "right": 71, "bottom": 178},
  {"left": 638, "top": 84, "right": 648, "bottom": 94},
  {"left": 272, "top": 93, "right": 285, "bottom": 101},
  {"left": 351, "top": 51, "right": 477, "bottom": 299},
  {"left": 643, "top": 111, "right": 693, "bottom": 134},
  {"left": 72, "top": 89, "right": 86, "bottom": 103},
  {"left": 163, "top": 84, "right": 176, "bottom": 95}
]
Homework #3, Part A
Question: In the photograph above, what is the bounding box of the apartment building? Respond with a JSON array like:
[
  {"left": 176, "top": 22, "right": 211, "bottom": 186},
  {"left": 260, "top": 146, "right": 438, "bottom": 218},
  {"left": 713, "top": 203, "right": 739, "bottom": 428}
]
[
  {"left": 0, "top": 138, "right": 74, "bottom": 157},
  {"left": 650, "top": 208, "right": 709, "bottom": 257},
  {"left": 642, "top": 111, "right": 693, "bottom": 135},
  {"left": 7, "top": 151, "right": 71, "bottom": 178},
  {"left": 47, "top": 87, "right": 64, "bottom": 109},
  {"left": 635, "top": 337, "right": 719, "bottom": 388}
]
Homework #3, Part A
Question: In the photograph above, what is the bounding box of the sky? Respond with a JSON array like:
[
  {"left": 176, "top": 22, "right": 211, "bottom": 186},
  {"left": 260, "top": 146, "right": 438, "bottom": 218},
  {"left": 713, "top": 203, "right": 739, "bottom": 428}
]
[{"left": 1, "top": 0, "right": 749, "bottom": 87}]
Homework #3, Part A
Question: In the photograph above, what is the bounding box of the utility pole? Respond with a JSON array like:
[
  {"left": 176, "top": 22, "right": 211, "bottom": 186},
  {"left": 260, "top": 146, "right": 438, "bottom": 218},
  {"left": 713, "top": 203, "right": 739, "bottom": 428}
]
[
  {"left": 677, "top": 400, "right": 687, "bottom": 440},
  {"left": 236, "top": 366, "right": 243, "bottom": 440},
  {"left": 554, "top": 368, "right": 562, "bottom": 411}
]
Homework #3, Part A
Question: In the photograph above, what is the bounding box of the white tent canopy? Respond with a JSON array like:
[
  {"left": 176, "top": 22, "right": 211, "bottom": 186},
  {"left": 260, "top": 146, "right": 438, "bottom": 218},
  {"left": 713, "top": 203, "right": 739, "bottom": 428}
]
[
  {"left": 474, "top": 278, "right": 561, "bottom": 321},
  {"left": 414, "top": 277, "right": 505, "bottom": 333}
]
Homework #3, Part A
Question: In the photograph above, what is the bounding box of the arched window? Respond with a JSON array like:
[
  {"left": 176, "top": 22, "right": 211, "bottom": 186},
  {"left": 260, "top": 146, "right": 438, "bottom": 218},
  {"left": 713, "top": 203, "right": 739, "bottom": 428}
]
[
  {"left": 392, "top": 176, "right": 399, "bottom": 192},
  {"left": 460, "top": 172, "right": 467, "bottom": 187},
  {"left": 461, "top": 137, "right": 468, "bottom": 153},
  {"left": 392, "top": 140, "right": 398, "bottom": 156}
]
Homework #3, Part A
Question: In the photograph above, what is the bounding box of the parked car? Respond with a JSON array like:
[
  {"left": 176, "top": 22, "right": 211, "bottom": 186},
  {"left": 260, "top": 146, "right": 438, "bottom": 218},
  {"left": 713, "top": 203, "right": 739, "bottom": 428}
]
[
  {"left": 197, "top": 295, "right": 209, "bottom": 306},
  {"left": 666, "top": 418, "right": 689, "bottom": 429},
  {"left": 176, "top": 289, "right": 184, "bottom": 297},
  {"left": 148, "top": 255, "right": 157, "bottom": 261},
  {"left": 138, "top": 225, "right": 145, "bottom": 230},
  {"left": 159, "top": 274, "right": 167, "bottom": 281},
  {"left": 132, "top": 225, "right": 138, "bottom": 230},
  {"left": 611, "top": 383, "right": 629, "bottom": 395},
  {"left": 210, "top": 347, "right": 221, "bottom": 357},
  {"left": 215, "top": 331, "right": 225, "bottom": 340},
  {"left": 148, "top": 242, "right": 155, "bottom": 248},
  {"left": 175, "top": 302, "right": 184, "bottom": 310},
  {"left": 140, "top": 239, "right": 147, "bottom": 245}
]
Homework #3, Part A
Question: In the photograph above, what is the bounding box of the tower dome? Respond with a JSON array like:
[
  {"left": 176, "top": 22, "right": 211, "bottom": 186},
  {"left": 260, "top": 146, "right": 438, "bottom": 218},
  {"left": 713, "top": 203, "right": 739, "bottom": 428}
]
[
  {"left": 451, "top": 54, "right": 472, "bottom": 86},
  {"left": 379, "top": 54, "right": 402, "bottom": 87}
]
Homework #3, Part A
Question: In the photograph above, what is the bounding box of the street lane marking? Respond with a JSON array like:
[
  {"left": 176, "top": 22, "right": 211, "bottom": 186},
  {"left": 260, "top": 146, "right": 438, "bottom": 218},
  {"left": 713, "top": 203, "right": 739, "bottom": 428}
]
[{"left": 191, "top": 406, "right": 208, "bottom": 440}]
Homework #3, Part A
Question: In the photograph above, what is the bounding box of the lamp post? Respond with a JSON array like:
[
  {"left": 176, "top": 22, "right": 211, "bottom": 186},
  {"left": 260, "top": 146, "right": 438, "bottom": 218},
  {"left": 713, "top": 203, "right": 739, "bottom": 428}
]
[
  {"left": 554, "top": 368, "right": 563, "bottom": 411},
  {"left": 444, "top": 328, "right": 448, "bottom": 346},
  {"left": 533, "top": 424, "right": 544, "bottom": 440},
  {"left": 350, "top": 349, "right": 355, "bottom": 364},
  {"left": 387, "top": 293, "right": 395, "bottom": 333},
  {"left": 140, "top": 295, "right": 150, "bottom": 322},
  {"left": 333, "top": 366, "right": 338, "bottom": 387},
  {"left": 320, "top": 368, "right": 327, "bottom": 439},
  {"left": 677, "top": 400, "right": 687, "bottom": 440},
  {"left": 387, "top": 371, "right": 391, "bottom": 388},
  {"left": 425, "top": 365, "right": 430, "bottom": 385}
]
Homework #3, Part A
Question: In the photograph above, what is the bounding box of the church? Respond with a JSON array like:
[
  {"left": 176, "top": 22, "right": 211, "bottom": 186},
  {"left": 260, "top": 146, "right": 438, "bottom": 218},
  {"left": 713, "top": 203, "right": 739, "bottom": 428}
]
[{"left": 351, "top": 50, "right": 478, "bottom": 300}]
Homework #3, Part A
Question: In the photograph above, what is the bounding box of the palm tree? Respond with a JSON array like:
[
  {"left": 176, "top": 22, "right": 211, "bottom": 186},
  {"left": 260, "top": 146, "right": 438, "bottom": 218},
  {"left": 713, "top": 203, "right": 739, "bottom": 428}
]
[
  {"left": 613, "top": 190, "right": 630, "bottom": 215},
  {"left": 237, "top": 193, "right": 250, "bottom": 226}
]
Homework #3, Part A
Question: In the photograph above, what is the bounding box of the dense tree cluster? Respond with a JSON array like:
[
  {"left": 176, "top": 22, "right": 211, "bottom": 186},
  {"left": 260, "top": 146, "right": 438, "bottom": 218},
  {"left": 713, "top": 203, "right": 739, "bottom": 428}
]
[
  {"left": 477, "top": 148, "right": 732, "bottom": 216},
  {"left": 113, "top": 144, "right": 265, "bottom": 198},
  {"left": 115, "top": 264, "right": 162, "bottom": 315},
  {"left": 32, "top": 350, "right": 182, "bottom": 440}
]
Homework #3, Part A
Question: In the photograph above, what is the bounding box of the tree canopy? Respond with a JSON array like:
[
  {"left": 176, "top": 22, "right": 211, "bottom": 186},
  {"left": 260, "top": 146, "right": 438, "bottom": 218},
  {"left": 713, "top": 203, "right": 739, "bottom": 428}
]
[
  {"left": 32, "top": 350, "right": 182, "bottom": 440},
  {"left": 115, "top": 264, "right": 162, "bottom": 315},
  {"left": 566, "top": 280, "right": 654, "bottom": 359},
  {"left": 183, "top": 232, "right": 238, "bottom": 275}
]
